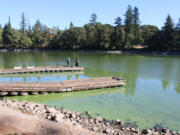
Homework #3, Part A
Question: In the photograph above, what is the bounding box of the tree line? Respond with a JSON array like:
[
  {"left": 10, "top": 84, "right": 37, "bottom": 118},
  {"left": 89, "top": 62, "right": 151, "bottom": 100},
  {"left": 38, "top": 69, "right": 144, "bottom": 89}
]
[{"left": 0, "top": 5, "right": 180, "bottom": 51}]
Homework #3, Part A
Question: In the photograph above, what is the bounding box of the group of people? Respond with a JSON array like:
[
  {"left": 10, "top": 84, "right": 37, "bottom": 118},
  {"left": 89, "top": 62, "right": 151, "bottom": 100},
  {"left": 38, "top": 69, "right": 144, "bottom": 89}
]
[{"left": 67, "top": 57, "right": 79, "bottom": 67}]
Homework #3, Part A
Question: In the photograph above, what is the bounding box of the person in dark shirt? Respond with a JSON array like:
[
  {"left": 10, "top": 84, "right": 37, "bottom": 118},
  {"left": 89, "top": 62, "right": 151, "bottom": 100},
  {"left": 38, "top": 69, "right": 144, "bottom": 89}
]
[
  {"left": 75, "top": 59, "right": 79, "bottom": 67},
  {"left": 67, "top": 57, "right": 70, "bottom": 66}
]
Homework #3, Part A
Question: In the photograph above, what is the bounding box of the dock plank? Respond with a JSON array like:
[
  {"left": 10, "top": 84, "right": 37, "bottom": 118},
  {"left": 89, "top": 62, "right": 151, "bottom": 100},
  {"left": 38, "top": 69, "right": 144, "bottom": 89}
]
[{"left": 0, "top": 77, "right": 126, "bottom": 96}]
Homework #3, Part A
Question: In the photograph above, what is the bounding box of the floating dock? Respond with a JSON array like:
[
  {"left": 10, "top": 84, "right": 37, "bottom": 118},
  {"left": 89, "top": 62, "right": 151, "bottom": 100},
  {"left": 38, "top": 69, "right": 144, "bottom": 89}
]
[
  {"left": 0, "top": 77, "right": 126, "bottom": 96},
  {"left": 0, "top": 66, "right": 83, "bottom": 74}
]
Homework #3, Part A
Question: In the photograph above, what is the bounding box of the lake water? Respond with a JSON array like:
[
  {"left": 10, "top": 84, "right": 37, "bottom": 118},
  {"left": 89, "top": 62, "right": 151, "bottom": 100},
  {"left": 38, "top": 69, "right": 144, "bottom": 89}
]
[{"left": 0, "top": 51, "right": 180, "bottom": 131}]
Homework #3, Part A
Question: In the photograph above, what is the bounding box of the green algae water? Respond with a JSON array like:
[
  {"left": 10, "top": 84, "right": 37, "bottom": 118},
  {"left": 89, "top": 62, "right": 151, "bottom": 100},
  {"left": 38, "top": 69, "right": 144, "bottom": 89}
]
[{"left": 1, "top": 51, "right": 180, "bottom": 131}]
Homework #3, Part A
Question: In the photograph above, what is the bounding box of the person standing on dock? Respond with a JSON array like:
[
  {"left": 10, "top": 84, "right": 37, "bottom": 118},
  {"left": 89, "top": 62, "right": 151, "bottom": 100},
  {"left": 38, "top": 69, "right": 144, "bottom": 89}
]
[
  {"left": 75, "top": 59, "right": 79, "bottom": 67},
  {"left": 67, "top": 57, "right": 71, "bottom": 66}
]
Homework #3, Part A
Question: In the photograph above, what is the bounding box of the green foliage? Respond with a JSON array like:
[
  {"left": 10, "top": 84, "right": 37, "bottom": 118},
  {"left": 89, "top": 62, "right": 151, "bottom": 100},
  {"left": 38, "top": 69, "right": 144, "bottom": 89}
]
[
  {"left": 19, "top": 32, "right": 32, "bottom": 48},
  {"left": 0, "top": 8, "right": 180, "bottom": 51},
  {"left": 141, "top": 25, "right": 159, "bottom": 45},
  {"left": 90, "top": 13, "right": 97, "bottom": 25},
  {"left": 2, "top": 21, "right": 19, "bottom": 48},
  {"left": 114, "top": 17, "right": 122, "bottom": 27},
  {"left": 20, "top": 13, "right": 27, "bottom": 34},
  {"left": 99, "top": 24, "right": 113, "bottom": 50},
  {"left": 124, "top": 5, "right": 134, "bottom": 48},
  {"left": 133, "top": 7, "right": 142, "bottom": 45}
]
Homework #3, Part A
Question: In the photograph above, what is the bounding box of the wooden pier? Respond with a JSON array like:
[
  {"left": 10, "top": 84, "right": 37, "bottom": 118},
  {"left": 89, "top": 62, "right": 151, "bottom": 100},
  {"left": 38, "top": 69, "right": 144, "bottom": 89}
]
[
  {"left": 0, "top": 66, "right": 83, "bottom": 74},
  {"left": 0, "top": 77, "right": 126, "bottom": 96}
]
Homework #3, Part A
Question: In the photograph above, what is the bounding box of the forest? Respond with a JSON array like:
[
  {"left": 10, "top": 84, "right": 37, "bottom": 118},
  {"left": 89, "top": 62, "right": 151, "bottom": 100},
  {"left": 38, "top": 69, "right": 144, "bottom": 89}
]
[{"left": 0, "top": 5, "right": 180, "bottom": 51}]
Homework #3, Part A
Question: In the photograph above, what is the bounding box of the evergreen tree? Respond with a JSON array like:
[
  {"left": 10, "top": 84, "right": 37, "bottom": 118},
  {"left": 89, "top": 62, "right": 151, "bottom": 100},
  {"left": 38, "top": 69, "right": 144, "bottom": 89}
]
[
  {"left": 175, "top": 18, "right": 180, "bottom": 31},
  {"left": 114, "top": 17, "right": 122, "bottom": 26},
  {"left": 113, "top": 17, "right": 125, "bottom": 49},
  {"left": 99, "top": 24, "right": 113, "bottom": 50},
  {"left": 124, "top": 5, "right": 134, "bottom": 48},
  {"left": 84, "top": 24, "right": 97, "bottom": 49},
  {"left": 162, "top": 15, "right": 175, "bottom": 48},
  {"left": 2, "top": 18, "right": 20, "bottom": 48},
  {"left": 133, "top": 7, "right": 142, "bottom": 45},
  {"left": 19, "top": 13, "right": 32, "bottom": 48},
  {"left": 141, "top": 25, "right": 159, "bottom": 46},
  {"left": 32, "top": 20, "right": 43, "bottom": 48},
  {"left": 70, "top": 22, "right": 74, "bottom": 29},
  {"left": 20, "top": 13, "right": 27, "bottom": 33},
  {"left": 90, "top": 13, "right": 97, "bottom": 25},
  {"left": 2, "top": 21, "right": 12, "bottom": 47}
]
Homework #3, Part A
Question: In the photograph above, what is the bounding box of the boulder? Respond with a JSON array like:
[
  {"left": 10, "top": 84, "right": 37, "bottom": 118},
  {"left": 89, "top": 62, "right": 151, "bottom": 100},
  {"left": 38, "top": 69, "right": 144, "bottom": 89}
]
[
  {"left": 96, "top": 116, "right": 103, "bottom": 122},
  {"left": 46, "top": 107, "right": 56, "bottom": 113},
  {"left": 141, "top": 129, "right": 151, "bottom": 134},
  {"left": 54, "top": 113, "right": 64, "bottom": 122}
]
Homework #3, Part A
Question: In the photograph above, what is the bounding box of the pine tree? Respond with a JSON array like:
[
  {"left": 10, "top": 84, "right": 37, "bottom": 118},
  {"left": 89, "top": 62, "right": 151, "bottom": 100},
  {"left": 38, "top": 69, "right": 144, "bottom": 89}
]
[
  {"left": 20, "top": 13, "right": 27, "bottom": 34},
  {"left": 113, "top": 17, "right": 125, "bottom": 49},
  {"left": 133, "top": 7, "right": 142, "bottom": 45},
  {"left": 70, "top": 22, "right": 74, "bottom": 29},
  {"left": 90, "top": 13, "right": 97, "bottom": 25},
  {"left": 114, "top": 17, "right": 122, "bottom": 27},
  {"left": 32, "top": 20, "right": 43, "bottom": 47},
  {"left": 162, "top": 15, "right": 175, "bottom": 48},
  {"left": 175, "top": 18, "right": 180, "bottom": 31},
  {"left": 124, "top": 5, "right": 134, "bottom": 48},
  {"left": 2, "top": 17, "right": 20, "bottom": 48},
  {"left": 19, "top": 13, "right": 32, "bottom": 48}
]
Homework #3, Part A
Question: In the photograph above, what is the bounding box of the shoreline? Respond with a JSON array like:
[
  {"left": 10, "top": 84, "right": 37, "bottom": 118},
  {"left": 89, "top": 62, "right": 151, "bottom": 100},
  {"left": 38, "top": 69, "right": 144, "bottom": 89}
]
[
  {"left": 1, "top": 48, "right": 180, "bottom": 55},
  {"left": 0, "top": 99, "right": 179, "bottom": 135}
]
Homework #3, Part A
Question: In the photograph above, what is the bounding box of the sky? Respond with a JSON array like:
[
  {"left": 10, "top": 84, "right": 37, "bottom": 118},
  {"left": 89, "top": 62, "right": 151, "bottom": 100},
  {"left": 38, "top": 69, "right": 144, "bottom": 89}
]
[{"left": 0, "top": 0, "right": 180, "bottom": 29}]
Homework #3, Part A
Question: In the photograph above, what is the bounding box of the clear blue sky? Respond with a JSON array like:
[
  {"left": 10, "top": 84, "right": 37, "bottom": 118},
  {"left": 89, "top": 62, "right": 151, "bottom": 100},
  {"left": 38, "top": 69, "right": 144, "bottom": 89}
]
[{"left": 0, "top": 0, "right": 180, "bottom": 29}]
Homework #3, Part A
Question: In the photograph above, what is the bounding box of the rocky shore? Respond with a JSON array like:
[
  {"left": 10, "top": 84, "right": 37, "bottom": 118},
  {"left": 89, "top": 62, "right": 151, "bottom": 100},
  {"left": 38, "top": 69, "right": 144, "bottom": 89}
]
[{"left": 0, "top": 99, "right": 179, "bottom": 135}]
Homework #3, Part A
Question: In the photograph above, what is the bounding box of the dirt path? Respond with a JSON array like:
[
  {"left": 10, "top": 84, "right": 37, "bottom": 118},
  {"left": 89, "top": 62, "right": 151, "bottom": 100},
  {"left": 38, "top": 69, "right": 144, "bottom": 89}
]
[{"left": 0, "top": 105, "right": 102, "bottom": 135}]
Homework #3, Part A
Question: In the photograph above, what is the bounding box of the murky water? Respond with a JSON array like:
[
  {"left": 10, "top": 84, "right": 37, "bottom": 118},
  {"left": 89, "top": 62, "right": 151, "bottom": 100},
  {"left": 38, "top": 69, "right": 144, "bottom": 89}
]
[{"left": 1, "top": 51, "right": 180, "bottom": 131}]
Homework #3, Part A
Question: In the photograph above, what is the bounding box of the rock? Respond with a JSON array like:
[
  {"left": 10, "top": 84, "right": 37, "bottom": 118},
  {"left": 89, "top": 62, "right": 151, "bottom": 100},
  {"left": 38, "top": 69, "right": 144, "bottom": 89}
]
[
  {"left": 162, "top": 128, "right": 170, "bottom": 133},
  {"left": 12, "top": 99, "right": 18, "bottom": 102},
  {"left": 130, "top": 127, "right": 138, "bottom": 133},
  {"left": 89, "top": 118, "right": 94, "bottom": 124},
  {"left": 69, "top": 113, "right": 76, "bottom": 119},
  {"left": 54, "top": 113, "right": 64, "bottom": 122},
  {"left": 116, "top": 118, "right": 120, "bottom": 122},
  {"left": 46, "top": 107, "right": 56, "bottom": 113},
  {"left": 96, "top": 116, "right": 103, "bottom": 122},
  {"left": 142, "top": 129, "right": 151, "bottom": 134},
  {"left": 104, "top": 128, "right": 111, "bottom": 134},
  {"left": 92, "top": 126, "right": 98, "bottom": 131}
]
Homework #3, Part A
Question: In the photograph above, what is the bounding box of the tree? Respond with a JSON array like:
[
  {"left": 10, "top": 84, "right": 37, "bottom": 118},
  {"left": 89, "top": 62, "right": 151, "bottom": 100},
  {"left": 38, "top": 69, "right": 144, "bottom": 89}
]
[
  {"left": 19, "top": 32, "right": 32, "bottom": 48},
  {"left": 124, "top": 5, "right": 134, "bottom": 48},
  {"left": 113, "top": 16, "right": 125, "bottom": 49},
  {"left": 20, "top": 13, "right": 27, "bottom": 34},
  {"left": 133, "top": 7, "right": 142, "bottom": 45},
  {"left": 99, "top": 24, "right": 113, "bottom": 50},
  {"left": 162, "top": 15, "right": 175, "bottom": 48},
  {"left": 2, "top": 20, "right": 20, "bottom": 48},
  {"left": 112, "top": 26, "right": 125, "bottom": 50},
  {"left": 32, "top": 20, "right": 43, "bottom": 48},
  {"left": 141, "top": 25, "right": 159, "bottom": 46},
  {"left": 90, "top": 13, "right": 97, "bottom": 25},
  {"left": 70, "top": 22, "right": 74, "bottom": 29},
  {"left": 84, "top": 24, "right": 97, "bottom": 49},
  {"left": 2, "top": 17, "right": 13, "bottom": 47},
  {"left": 114, "top": 17, "right": 122, "bottom": 27},
  {"left": 19, "top": 13, "right": 32, "bottom": 48},
  {"left": 175, "top": 18, "right": 180, "bottom": 31}
]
